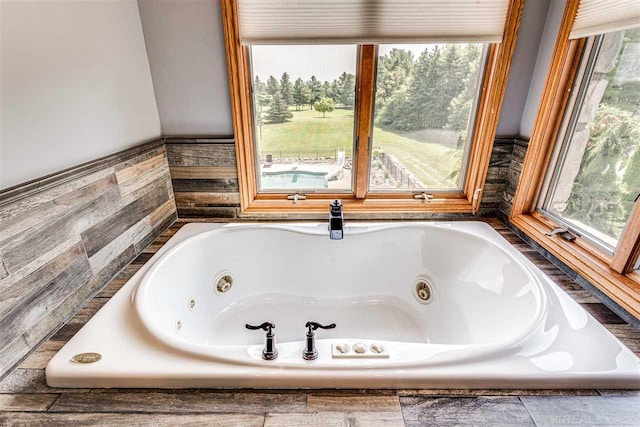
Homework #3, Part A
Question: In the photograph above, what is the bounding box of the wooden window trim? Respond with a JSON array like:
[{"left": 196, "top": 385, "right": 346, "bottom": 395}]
[
  {"left": 509, "top": 0, "right": 640, "bottom": 319},
  {"left": 221, "top": 0, "right": 524, "bottom": 216}
]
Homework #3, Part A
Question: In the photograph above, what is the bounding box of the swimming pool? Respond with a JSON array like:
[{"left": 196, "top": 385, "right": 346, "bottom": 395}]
[{"left": 261, "top": 170, "right": 328, "bottom": 189}]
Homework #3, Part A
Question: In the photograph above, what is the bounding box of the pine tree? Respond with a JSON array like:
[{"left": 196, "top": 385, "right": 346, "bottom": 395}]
[
  {"left": 266, "top": 92, "right": 293, "bottom": 123},
  {"left": 375, "top": 49, "right": 414, "bottom": 118},
  {"left": 322, "top": 81, "right": 332, "bottom": 100},
  {"left": 338, "top": 73, "right": 355, "bottom": 109},
  {"left": 446, "top": 45, "right": 481, "bottom": 134},
  {"left": 308, "top": 76, "right": 322, "bottom": 109},
  {"left": 331, "top": 80, "right": 341, "bottom": 103},
  {"left": 254, "top": 75, "right": 270, "bottom": 112},
  {"left": 292, "top": 78, "right": 310, "bottom": 110},
  {"left": 266, "top": 75, "right": 280, "bottom": 97},
  {"left": 280, "top": 72, "right": 293, "bottom": 106}
]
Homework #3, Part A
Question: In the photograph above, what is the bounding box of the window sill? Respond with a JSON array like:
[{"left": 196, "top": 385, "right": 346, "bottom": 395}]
[
  {"left": 241, "top": 194, "right": 474, "bottom": 216},
  {"left": 511, "top": 213, "right": 640, "bottom": 320}
]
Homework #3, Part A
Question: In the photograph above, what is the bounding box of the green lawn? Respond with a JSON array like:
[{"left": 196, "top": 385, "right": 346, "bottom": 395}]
[{"left": 257, "top": 108, "right": 461, "bottom": 187}]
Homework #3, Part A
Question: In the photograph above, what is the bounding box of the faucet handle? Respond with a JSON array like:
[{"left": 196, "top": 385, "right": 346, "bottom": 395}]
[
  {"left": 305, "top": 321, "right": 336, "bottom": 334},
  {"left": 246, "top": 322, "right": 275, "bottom": 334},
  {"left": 246, "top": 322, "right": 277, "bottom": 360}
]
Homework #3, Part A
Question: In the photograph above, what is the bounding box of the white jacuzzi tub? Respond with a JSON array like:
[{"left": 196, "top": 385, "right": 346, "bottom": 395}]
[{"left": 46, "top": 222, "right": 640, "bottom": 388}]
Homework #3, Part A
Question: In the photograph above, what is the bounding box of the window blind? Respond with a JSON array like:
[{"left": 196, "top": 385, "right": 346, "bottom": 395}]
[
  {"left": 570, "top": 0, "right": 640, "bottom": 39},
  {"left": 237, "top": 0, "right": 510, "bottom": 45}
]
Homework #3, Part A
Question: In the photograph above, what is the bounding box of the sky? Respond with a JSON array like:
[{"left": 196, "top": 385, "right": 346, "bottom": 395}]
[{"left": 250, "top": 44, "right": 434, "bottom": 83}]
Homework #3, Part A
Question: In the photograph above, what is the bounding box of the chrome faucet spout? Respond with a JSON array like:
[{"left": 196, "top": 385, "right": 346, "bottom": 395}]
[{"left": 328, "top": 199, "right": 344, "bottom": 240}]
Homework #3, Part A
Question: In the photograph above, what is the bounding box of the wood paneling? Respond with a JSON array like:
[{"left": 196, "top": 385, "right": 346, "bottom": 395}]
[
  {"left": 0, "top": 140, "right": 177, "bottom": 380},
  {"left": 167, "top": 142, "right": 241, "bottom": 218}
]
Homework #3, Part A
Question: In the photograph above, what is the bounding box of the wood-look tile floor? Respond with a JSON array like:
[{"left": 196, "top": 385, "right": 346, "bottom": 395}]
[{"left": 1, "top": 219, "right": 639, "bottom": 426}]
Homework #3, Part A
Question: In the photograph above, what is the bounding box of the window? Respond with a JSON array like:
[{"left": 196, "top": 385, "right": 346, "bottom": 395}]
[
  {"left": 222, "top": 0, "right": 523, "bottom": 214},
  {"left": 370, "top": 44, "right": 486, "bottom": 191},
  {"left": 509, "top": 0, "right": 640, "bottom": 319},
  {"left": 539, "top": 29, "right": 640, "bottom": 253},
  {"left": 250, "top": 45, "right": 357, "bottom": 192}
]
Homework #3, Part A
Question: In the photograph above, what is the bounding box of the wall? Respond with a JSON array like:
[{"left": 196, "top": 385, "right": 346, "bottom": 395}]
[
  {"left": 496, "top": 0, "right": 551, "bottom": 136},
  {"left": 0, "top": 0, "right": 161, "bottom": 190},
  {"left": 519, "top": 0, "right": 567, "bottom": 138},
  {"left": 136, "top": 0, "right": 554, "bottom": 140},
  {"left": 0, "top": 141, "right": 177, "bottom": 379},
  {"left": 137, "top": 0, "right": 233, "bottom": 136}
]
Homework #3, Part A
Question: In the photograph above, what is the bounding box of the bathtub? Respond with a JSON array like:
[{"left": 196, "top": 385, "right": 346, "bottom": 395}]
[{"left": 46, "top": 222, "right": 640, "bottom": 388}]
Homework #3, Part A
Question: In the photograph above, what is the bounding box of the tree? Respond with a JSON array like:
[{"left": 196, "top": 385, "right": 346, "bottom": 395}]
[
  {"left": 280, "top": 72, "right": 293, "bottom": 106},
  {"left": 266, "top": 75, "right": 280, "bottom": 97},
  {"left": 338, "top": 72, "right": 355, "bottom": 109},
  {"left": 292, "top": 78, "right": 310, "bottom": 110},
  {"left": 308, "top": 76, "right": 322, "bottom": 108},
  {"left": 314, "top": 97, "right": 335, "bottom": 118},
  {"left": 322, "top": 81, "right": 332, "bottom": 100},
  {"left": 253, "top": 75, "right": 270, "bottom": 112},
  {"left": 446, "top": 45, "right": 482, "bottom": 135},
  {"left": 266, "top": 92, "right": 293, "bottom": 123},
  {"left": 255, "top": 110, "right": 264, "bottom": 139},
  {"left": 375, "top": 49, "right": 414, "bottom": 117}
]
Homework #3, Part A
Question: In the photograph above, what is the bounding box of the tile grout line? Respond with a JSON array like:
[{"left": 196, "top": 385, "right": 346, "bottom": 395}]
[{"left": 518, "top": 395, "right": 539, "bottom": 427}]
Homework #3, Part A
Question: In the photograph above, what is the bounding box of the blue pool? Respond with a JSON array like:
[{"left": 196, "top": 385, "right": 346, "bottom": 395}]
[{"left": 261, "top": 170, "right": 328, "bottom": 189}]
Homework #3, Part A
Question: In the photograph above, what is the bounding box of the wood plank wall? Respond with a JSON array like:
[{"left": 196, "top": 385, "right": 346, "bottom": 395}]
[
  {"left": 497, "top": 137, "right": 529, "bottom": 220},
  {"left": 166, "top": 137, "right": 515, "bottom": 219},
  {"left": 166, "top": 138, "right": 240, "bottom": 219},
  {"left": 0, "top": 140, "right": 177, "bottom": 379}
]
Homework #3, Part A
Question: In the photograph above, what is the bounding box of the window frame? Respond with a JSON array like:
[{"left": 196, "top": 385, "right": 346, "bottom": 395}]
[
  {"left": 221, "top": 0, "right": 525, "bottom": 215},
  {"left": 510, "top": 0, "right": 640, "bottom": 319}
]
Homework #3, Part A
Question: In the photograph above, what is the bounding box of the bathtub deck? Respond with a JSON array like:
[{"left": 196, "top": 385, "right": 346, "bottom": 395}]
[{"left": 1, "top": 219, "right": 639, "bottom": 426}]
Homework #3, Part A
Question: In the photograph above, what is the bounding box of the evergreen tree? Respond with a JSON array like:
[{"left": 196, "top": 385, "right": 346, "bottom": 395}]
[
  {"left": 266, "top": 92, "right": 293, "bottom": 123},
  {"left": 314, "top": 97, "right": 335, "bottom": 118},
  {"left": 253, "top": 75, "right": 270, "bottom": 112},
  {"left": 322, "top": 81, "right": 333, "bottom": 100},
  {"left": 338, "top": 73, "right": 355, "bottom": 109},
  {"left": 375, "top": 49, "right": 414, "bottom": 118},
  {"left": 266, "top": 75, "right": 280, "bottom": 97},
  {"left": 308, "top": 76, "right": 322, "bottom": 108},
  {"left": 446, "top": 45, "right": 482, "bottom": 134},
  {"left": 292, "top": 78, "right": 310, "bottom": 110},
  {"left": 280, "top": 72, "right": 293, "bottom": 106},
  {"left": 331, "top": 80, "right": 341, "bottom": 103}
]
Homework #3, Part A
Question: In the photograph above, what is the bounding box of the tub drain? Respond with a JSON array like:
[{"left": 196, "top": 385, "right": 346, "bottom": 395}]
[{"left": 415, "top": 279, "right": 433, "bottom": 304}]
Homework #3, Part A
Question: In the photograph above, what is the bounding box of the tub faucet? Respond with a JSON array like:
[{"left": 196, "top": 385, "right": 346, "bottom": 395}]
[
  {"left": 302, "top": 321, "right": 336, "bottom": 360},
  {"left": 329, "top": 199, "right": 344, "bottom": 240},
  {"left": 246, "top": 322, "right": 278, "bottom": 360}
]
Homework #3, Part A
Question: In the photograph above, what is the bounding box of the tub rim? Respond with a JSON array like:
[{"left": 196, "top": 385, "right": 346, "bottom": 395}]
[{"left": 133, "top": 222, "right": 548, "bottom": 369}]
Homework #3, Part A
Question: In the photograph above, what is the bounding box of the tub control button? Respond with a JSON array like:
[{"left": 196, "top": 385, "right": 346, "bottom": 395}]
[
  {"left": 353, "top": 343, "right": 367, "bottom": 354},
  {"left": 370, "top": 343, "right": 384, "bottom": 354},
  {"left": 335, "top": 343, "right": 350, "bottom": 354}
]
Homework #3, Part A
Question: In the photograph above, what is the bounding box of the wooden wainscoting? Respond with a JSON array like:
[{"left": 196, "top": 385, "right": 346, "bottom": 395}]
[
  {"left": 165, "top": 137, "right": 515, "bottom": 220},
  {"left": 0, "top": 140, "right": 177, "bottom": 380},
  {"left": 166, "top": 138, "right": 241, "bottom": 219}
]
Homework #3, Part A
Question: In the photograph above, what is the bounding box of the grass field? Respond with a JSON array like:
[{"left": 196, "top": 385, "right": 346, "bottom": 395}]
[{"left": 257, "top": 108, "right": 462, "bottom": 188}]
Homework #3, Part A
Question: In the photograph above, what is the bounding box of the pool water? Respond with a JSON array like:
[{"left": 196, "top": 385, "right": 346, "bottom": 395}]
[{"left": 261, "top": 170, "right": 328, "bottom": 189}]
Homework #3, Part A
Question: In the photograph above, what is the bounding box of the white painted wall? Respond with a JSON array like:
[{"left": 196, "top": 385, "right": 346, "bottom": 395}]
[
  {"left": 0, "top": 0, "right": 161, "bottom": 190},
  {"left": 496, "top": 0, "right": 551, "bottom": 136},
  {"left": 137, "top": 0, "right": 233, "bottom": 137},
  {"left": 519, "top": 0, "right": 567, "bottom": 139}
]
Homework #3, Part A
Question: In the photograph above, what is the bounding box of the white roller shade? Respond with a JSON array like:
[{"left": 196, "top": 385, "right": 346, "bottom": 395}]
[
  {"left": 237, "top": 0, "right": 510, "bottom": 45},
  {"left": 570, "top": 0, "right": 640, "bottom": 39}
]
